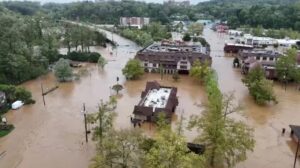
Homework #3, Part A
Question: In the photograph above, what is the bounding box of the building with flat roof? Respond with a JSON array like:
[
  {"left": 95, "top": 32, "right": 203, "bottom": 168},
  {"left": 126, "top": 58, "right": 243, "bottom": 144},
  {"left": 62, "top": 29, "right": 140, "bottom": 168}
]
[
  {"left": 119, "top": 17, "right": 150, "bottom": 29},
  {"left": 224, "top": 43, "right": 253, "bottom": 53},
  {"left": 135, "top": 40, "right": 211, "bottom": 74},
  {"left": 133, "top": 81, "right": 178, "bottom": 122}
]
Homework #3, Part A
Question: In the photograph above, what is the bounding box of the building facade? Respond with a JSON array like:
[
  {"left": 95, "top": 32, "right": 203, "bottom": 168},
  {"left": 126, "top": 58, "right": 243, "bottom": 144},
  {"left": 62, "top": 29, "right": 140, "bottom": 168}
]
[
  {"left": 133, "top": 81, "right": 178, "bottom": 122},
  {"left": 119, "top": 17, "right": 150, "bottom": 29},
  {"left": 224, "top": 43, "right": 253, "bottom": 53},
  {"left": 239, "top": 49, "right": 282, "bottom": 79},
  {"left": 135, "top": 40, "right": 211, "bottom": 74}
]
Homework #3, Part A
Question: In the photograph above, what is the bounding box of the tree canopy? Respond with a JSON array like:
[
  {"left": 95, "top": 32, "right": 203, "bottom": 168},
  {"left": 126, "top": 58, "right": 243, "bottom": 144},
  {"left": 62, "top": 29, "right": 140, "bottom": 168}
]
[
  {"left": 242, "top": 66, "right": 277, "bottom": 105},
  {"left": 122, "top": 59, "right": 144, "bottom": 80}
]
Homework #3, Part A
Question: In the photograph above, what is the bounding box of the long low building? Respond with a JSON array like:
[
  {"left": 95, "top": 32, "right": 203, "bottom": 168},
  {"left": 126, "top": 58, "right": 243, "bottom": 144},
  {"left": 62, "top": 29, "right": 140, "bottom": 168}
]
[
  {"left": 133, "top": 81, "right": 178, "bottom": 122},
  {"left": 224, "top": 43, "right": 253, "bottom": 53},
  {"left": 135, "top": 40, "right": 211, "bottom": 74}
]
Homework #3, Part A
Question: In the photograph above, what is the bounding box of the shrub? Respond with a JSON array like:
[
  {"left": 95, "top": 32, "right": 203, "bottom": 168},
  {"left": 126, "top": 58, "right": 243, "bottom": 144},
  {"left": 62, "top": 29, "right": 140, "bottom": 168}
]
[{"left": 0, "top": 84, "right": 35, "bottom": 105}]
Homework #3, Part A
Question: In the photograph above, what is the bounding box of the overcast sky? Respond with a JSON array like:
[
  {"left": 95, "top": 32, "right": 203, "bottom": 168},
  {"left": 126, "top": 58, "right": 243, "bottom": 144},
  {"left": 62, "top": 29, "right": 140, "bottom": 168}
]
[{"left": 0, "top": 0, "right": 208, "bottom": 5}]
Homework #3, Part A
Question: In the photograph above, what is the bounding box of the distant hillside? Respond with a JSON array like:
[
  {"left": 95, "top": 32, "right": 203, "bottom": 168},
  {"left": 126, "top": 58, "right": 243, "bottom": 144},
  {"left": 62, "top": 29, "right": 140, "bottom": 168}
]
[
  {"left": 195, "top": 0, "right": 300, "bottom": 30},
  {"left": 202, "top": 0, "right": 299, "bottom": 6}
]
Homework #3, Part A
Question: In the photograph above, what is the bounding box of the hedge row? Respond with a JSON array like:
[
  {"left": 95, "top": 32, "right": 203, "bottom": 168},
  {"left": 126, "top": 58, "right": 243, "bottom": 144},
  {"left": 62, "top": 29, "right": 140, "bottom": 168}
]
[{"left": 59, "top": 51, "right": 101, "bottom": 63}]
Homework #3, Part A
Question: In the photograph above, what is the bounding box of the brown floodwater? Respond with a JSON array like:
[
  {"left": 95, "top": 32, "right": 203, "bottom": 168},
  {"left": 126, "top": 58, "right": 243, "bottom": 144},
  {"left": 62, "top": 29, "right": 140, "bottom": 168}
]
[{"left": 0, "top": 25, "right": 300, "bottom": 168}]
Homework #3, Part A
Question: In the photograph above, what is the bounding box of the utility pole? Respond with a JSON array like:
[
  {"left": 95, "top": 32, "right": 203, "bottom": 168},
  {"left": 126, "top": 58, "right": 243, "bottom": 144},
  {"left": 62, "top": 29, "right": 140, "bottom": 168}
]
[
  {"left": 83, "top": 103, "right": 88, "bottom": 143},
  {"left": 294, "top": 140, "right": 300, "bottom": 168},
  {"left": 41, "top": 83, "right": 46, "bottom": 106}
]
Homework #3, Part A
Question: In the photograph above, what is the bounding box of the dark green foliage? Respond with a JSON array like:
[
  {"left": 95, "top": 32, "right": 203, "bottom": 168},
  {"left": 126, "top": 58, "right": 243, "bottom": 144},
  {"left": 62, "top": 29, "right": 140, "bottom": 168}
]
[
  {"left": 183, "top": 33, "right": 191, "bottom": 42},
  {"left": 0, "top": 85, "right": 35, "bottom": 104},
  {"left": 242, "top": 66, "right": 277, "bottom": 105},
  {"left": 112, "top": 84, "right": 123, "bottom": 94},
  {"left": 61, "top": 51, "right": 101, "bottom": 63},
  {"left": 192, "top": 37, "right": 210, "bottom": 47},
  {"left": 0, "top": 124, "right": 14, "bottom": 137},
  {"left": 0, "top": 11, "right": 59, "bottom": 85},
  {"left": 2, "top": 1, "right": 40, "bottom": 15}
]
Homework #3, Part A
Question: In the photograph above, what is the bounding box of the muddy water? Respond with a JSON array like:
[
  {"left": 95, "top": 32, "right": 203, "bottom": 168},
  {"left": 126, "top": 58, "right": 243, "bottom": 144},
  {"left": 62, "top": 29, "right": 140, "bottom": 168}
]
[
  {"left": 204, "top": 28, "right": 300, "bottom": 168},
  {"left": 0, "top": 29, "right": 207, "bottom": 168},
  {"left": 1, "top": 25, "right": 300, "bottom": 168}
]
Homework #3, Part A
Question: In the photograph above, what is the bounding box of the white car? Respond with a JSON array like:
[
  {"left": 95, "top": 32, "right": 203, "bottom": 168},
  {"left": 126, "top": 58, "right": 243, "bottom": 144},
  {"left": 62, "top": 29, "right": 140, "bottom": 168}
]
[{"left": 11, "top": 101, "right": 24, "bottom": 110}]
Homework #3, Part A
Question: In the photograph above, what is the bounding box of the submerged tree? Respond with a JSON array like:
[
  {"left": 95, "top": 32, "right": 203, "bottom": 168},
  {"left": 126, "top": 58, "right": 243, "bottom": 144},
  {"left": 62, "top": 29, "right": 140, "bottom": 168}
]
[
  {"left": 276, "top": 48, "right": 298, "bottom": 83},
  {"left": 87, "top": 96, "right": 117, "bottom": 143},
  {"left": 189, "top": 59, "right": 210, "bottom": 83},
  {"left": 189, "top": 71, "right": 255, "bottom": 168},
  {"left": 122, "top": 59, "right": 144, "bottom": 80},
  {"left": 242, "top": 66, "right": 277, "bottom": 105},
  {"left": 112, "top": 84, "right": 123, "bottom": 95},
  {"left": 98, "top": 56, "right": 108, "bottom": 69},
  {"left": 183, "top": 33, "right": 191, "bottom": 42},
  {"left": 90, "top": 129, "right": 144, "bottom": 168},
  {"left": 54, "top": 58, "right": 73, "bottom": 82},
  {"left": 172, "top": 71, "right": 180, "bottom": 82},
  {"left": 144, "top": 114, "right": 204, "bottom": 168}
]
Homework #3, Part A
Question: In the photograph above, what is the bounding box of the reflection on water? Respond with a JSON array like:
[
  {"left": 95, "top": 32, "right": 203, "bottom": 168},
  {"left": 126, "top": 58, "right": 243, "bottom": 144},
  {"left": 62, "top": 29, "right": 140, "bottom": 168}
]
[{"left": 1, "top": 27, "right": 300, "bottom": 168}]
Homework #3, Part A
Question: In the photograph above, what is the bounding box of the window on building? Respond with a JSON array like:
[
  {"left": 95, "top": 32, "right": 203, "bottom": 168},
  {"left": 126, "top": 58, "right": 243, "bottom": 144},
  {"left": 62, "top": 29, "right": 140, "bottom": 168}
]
[
  {"left": 269, "top": 57, "right": 274, "bottom": 61},
  {"left": 153, "top": 63, "right": 156, "bottom": 67},
  {"left": 181, "top": 61, "right": 187, "bottom": 64},
  {"left": 180, "top": 65, "right": 187, "bottom": 69},
  {"left": 256, "top": 56, "right": 260, "bottom": 60},
  {"left": 144, "top": 63, "right": 148, "bottom": 67},
  {"left": 262, "top": 57, "right": 267, "bottom": 61}
]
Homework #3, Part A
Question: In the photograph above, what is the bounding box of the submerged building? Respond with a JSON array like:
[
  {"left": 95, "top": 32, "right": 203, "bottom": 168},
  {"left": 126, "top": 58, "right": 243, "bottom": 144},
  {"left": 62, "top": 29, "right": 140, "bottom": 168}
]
[
  {"left": 133, "top": 81, "right": 178, "bottom": 122},
  {"left": 135, "top": 40, "right": 211, "bottom": 74},
  {"left": 239, "top": 49, "right": 282, "bottom": 79},
  {"left": 119, "top": 17, "right": 150, "bottom": 29}
]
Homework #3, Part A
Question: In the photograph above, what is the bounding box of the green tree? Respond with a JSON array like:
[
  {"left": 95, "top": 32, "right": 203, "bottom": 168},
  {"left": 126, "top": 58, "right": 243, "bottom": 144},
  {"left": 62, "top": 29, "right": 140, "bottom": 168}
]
[
  {"left": 54, "top": 58, "right": 73, "bottom": 82},
  {"left": 189, "top": 59, "right": 210, "bottom": 83},
  {"left": 87, "top": 97, "right": 117, "bottom": 143},
  {"left": 183, "top": 33, "right": 191, "bottom": 42},
  {"left": 189, "top": 71, "right": 255, "bottom": 168},
  {"left": 98, "top": 56, "right": 107, "bottom": 69},
  {"left": 188, "top": 22, "right": 204, "bottom": 36},
  {"left": 122, "top": 59, "right": 144, "bottom": 80},
  {"left": 145, "top": 115, "right": 204, "bottom": 168},
  {"left": 276, "top": 48, "right": 298, "bottom": 82},
  {"left": 90, "top": 129, "right": 144, "bottom": 168},
  {"left": 112, "top": 84, "right": 123, "bottom": 95},
  {"left": 172, "top": 71, "right": 180, "bottom": 82},
  {"left": 242, "top": 66, "right": 277, "bottom": 105}
]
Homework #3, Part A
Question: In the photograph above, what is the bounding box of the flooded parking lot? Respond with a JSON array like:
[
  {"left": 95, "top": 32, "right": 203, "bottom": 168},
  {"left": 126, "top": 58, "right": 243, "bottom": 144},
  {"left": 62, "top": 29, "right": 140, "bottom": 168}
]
[{"left": 1, "top": 26, "right": 300, "bottom": 168}]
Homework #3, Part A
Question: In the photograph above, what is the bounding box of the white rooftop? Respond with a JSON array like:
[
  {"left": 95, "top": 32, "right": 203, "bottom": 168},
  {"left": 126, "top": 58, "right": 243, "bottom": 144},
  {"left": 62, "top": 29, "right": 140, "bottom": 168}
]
[{"left": 142, "top": 88, "right": 171, "bottom": 109}]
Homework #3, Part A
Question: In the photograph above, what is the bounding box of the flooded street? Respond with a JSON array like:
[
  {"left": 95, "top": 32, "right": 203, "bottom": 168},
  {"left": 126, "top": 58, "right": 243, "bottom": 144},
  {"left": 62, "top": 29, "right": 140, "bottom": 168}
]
[
  {"left": 1, "top": 25, "right": 300, "bottom": 168},
  {"left": 204, "top": 28, "right": 300, "bottom": 168}
]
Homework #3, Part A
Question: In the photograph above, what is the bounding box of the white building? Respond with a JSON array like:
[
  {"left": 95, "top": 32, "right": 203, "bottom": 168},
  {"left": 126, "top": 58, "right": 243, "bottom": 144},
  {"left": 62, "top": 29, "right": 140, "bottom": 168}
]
[
  {"left": 239, "top": 34, "right": 276, "bottom": 46},
  {"left": 276, "top": 39, "right": 300, "bottom": 47},
  {"left": 119, "top": 17, "right": 150, "bottom": 29}
]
